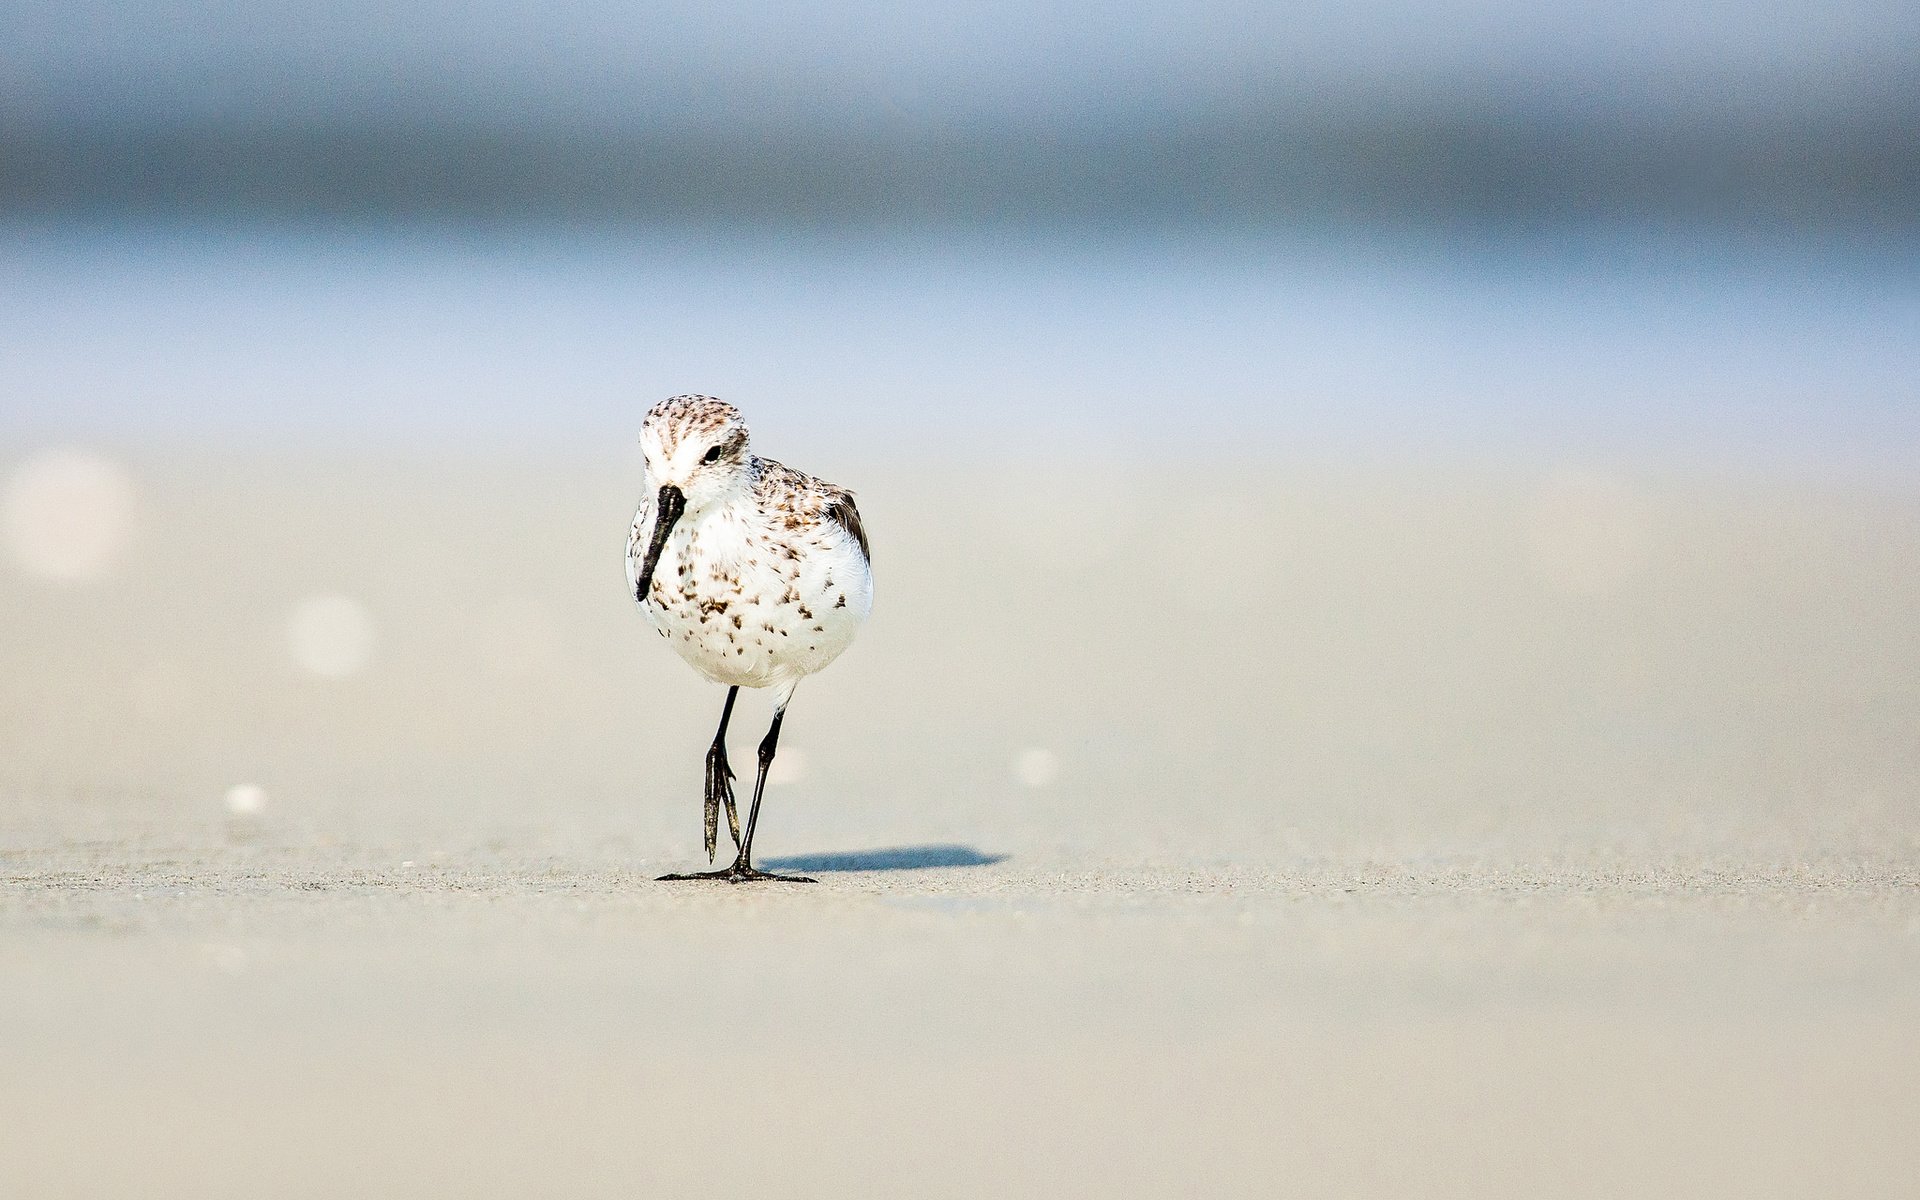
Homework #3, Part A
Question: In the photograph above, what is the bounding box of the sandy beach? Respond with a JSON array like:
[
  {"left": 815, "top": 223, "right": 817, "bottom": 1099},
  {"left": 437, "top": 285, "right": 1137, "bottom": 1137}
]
[{"left": 3, "top": 453, "right": 1918, "bottom": 1196}]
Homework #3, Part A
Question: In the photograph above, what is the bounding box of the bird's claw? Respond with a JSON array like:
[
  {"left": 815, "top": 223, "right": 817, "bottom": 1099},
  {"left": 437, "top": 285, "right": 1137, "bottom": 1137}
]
[
  {"left": 659, "top": 863, "right": 816, "bottom": 884},
  {"left": 703, "top": 745, "right": 739, "bottom": 862}
]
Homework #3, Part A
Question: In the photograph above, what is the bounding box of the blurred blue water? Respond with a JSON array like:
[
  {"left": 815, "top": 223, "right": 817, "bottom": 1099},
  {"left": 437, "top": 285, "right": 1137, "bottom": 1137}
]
[
  {"left": 2, "top": 222, "right": 1915, "bottom": 471},
  {"left": 11, "top": 0, "right": 1913, "bottom": 129}
]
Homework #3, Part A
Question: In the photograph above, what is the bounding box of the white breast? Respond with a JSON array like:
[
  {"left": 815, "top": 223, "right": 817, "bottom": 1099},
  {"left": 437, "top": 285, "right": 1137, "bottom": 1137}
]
[{"left": 630, "top": 496, "right": 871, "bottom": 696}]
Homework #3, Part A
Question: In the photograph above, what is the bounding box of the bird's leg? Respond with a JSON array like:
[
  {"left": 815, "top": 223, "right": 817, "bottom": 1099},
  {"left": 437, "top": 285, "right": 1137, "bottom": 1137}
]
[
  {"left": 660, "top": 703, "right": 814, "bottom": 884},
  {"left": 731, "top": 705, "right": 814, "bottom": 882},
  {"left": 702, "top": 686, "right": 741, "bottom": 862}
]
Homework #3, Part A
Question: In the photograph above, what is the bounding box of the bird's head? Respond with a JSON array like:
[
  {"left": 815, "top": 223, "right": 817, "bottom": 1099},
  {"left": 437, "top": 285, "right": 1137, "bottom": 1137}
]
[
  {"left": 640, "top": 394, "right": 754, "bottom": 513},
  {"left": 633, "top": 395, "right": 753, "bottom": 600}
]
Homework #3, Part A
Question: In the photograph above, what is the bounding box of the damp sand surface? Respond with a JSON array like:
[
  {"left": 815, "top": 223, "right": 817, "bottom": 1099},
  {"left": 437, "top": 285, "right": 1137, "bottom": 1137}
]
[{"left": 3, "top": 456, "right": 1919, "bottom": 1198}]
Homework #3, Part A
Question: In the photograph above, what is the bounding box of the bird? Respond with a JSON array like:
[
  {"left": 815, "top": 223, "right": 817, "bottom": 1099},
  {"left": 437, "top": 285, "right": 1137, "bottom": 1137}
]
[{"left": 627, "top": 395, "right": 872, "bottom": 883}]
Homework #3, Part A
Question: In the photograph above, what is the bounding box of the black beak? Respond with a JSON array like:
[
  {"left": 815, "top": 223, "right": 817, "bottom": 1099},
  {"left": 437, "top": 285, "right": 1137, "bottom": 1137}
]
[{"left": 634, "top": 484, "right": 686, "bottom": 602}]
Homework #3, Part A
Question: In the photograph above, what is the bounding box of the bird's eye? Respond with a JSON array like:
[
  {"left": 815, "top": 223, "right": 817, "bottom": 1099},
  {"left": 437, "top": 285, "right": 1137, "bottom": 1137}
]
[{"left": 702, "top": 445, "right": 725, "bottom": 464}]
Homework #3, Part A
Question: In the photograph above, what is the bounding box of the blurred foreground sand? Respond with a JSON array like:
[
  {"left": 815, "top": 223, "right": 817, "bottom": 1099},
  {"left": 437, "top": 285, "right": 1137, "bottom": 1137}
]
[{"left": 3, "top": 452, "right": 1918, "bottom": 1197}]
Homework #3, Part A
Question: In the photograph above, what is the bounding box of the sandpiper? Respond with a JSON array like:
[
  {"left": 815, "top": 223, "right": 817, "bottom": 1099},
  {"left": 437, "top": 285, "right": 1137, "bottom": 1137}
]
[{"left": 627, "top": 395, "right": 872, "bottom": 883}]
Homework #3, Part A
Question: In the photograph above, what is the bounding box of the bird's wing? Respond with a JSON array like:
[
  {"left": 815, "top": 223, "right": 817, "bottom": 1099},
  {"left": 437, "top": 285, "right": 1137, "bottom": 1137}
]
[{"left": 825, "top": 492, "right": 870, "bottom": 563}]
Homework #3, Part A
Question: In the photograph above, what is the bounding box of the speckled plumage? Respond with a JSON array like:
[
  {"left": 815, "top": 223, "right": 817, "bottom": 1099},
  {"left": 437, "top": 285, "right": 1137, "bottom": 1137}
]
[
  {"left": 627, "top": 398, "right": 872, "bottom": 703},
  {"left": 626, "top": 395, "right": 873, "bottom": 881}
]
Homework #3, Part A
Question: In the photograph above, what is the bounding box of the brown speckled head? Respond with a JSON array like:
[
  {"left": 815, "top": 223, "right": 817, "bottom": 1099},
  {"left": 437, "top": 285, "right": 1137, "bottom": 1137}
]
[
  {"left": 647, "top": 395, "right": 743, "bottom": 448},
  {"left": 640, "top": 395, "right": 753, "bottom": 512}
]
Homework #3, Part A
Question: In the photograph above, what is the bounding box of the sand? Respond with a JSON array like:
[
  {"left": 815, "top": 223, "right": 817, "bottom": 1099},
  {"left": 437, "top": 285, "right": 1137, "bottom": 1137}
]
[{"left": 3, "top": 453, "right": 1918, "bottom": 1197}]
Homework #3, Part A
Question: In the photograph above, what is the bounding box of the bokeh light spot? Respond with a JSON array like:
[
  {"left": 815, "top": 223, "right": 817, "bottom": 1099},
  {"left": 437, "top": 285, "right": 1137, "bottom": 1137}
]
[
  {"left": 1014, "top": 747, "right": 1059, "bottom": 788},
  {"left": 288, "top": 594, "right": 376, "bottom": 678},
  {"left": 2, "top": 449, "right": 135, "bottom": 583},
  {"left": 766, "top": 747, "right": 808, "bottom": 786},
  {"left": 224, "top": 783, "right": 267, "bottom": 815}
]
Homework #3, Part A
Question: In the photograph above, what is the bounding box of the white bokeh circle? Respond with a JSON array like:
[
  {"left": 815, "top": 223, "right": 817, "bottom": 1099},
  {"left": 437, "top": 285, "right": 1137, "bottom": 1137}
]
[
  {"left": 2, "top": 449, "right": 135, "bottom": 583},
  {"left": 288, "top": 594, "right": 376, "bottom": 678}
]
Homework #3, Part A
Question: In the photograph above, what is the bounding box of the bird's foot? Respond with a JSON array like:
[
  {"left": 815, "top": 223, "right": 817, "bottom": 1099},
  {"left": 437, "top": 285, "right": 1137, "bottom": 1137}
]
[
  {"left": 658, "top": 862, "right": 816, "bottom": 884},
  {"left": 702, "top": 745, "right": 741, "bottom": 861}
]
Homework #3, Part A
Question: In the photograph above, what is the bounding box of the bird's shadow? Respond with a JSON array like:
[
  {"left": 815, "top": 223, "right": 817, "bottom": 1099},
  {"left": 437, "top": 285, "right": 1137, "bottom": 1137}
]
[{"left": 761, "top": 844, "right": 1007, "bottom": 873}]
